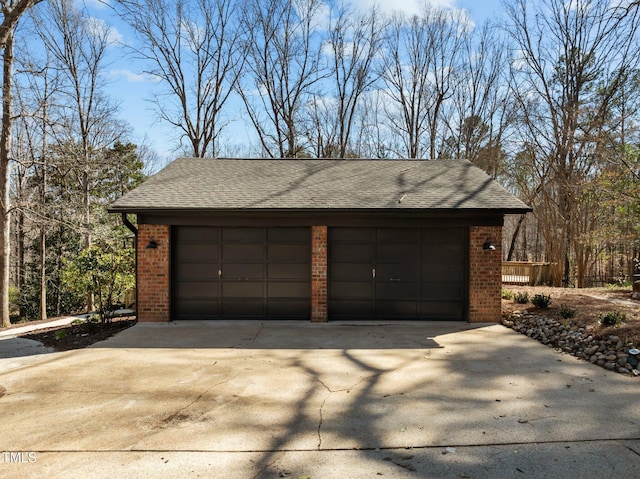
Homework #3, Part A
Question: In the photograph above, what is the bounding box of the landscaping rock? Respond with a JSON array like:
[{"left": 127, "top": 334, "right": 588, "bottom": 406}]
[{"left": 501, "top": 311, "right": 638, "bottom": 377}]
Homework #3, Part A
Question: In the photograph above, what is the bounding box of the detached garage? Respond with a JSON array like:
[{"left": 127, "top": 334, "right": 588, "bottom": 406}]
[{"left": 109, "top": 158, "right": 531, "bottom": 323}]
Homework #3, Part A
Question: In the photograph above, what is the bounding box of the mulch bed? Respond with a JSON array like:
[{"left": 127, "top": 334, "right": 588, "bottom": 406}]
[{"left": 21, "top": 316, "right": 137, "bottom": 351}]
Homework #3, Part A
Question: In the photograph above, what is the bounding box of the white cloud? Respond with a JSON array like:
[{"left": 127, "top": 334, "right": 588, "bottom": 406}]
[
  {"left": 81, "top": 0, "right": 109, "bottom": 9},
  {"left": 349, "top": 0, "right": 457, "bottom": 16},
  {"left": 85, "top": 16, "right": 124, "bottom": 46},
  {"left": 110, "top": 69, "right": 159, "bottom": 83}
]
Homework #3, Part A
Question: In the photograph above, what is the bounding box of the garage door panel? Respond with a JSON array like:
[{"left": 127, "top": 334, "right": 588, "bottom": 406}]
[
  {"left": 222, "top": 282, "right": 264, "bottom": 298},
  {"left": 268, "top": 281, "right": 310, "bottom": 298},
  {"left": 175, "top": 226, "right": 221, "bottom": 243},
  {"left": 420, "top": 301, "right": 463, "bottom": 318},
  {"left": 376, "top": 263, "right": 418, "bottom": 281},
  {"left": 421, "top": 263, "right": 464, "bottom": 280},
  {"left": 331, "top": 281, "right": 372, "bottom": 299},
  {"left": 223, "top": 300, "right": 264, "bottom": 316},
  {"left": 420, "top": 281, "right": 463, "bottom": 300},
  {"left": 377, "top": 228, "right": 419, "bottom": 242},
  {"left": 269, "top": 227, "right": 309, "bottom": 242},
  {"left": 330, "top": 263, "right": 371, "bottom": 280},
  {"left": 269, "top": 244, "right": 309, "bottom": 262},
  {"left": 421, "top": 229, "right": 460, "bottom": 243},
  {"left": 224, "top": 263, "right": 264, "bottom": 280},
  {"left": 330, "top": 227, "right": 375, "bottom": 242},
  {"left": 331, "top": 243, "right": 375, "bottom": 262},
  {"left": 175, "top": 244, "right": 220, "bottom": 262},
  {"left": 421, "top": 250, "right": 465, "bottom": 266},
  {"left": 174, "top": 281, "right": 219, "bottom": 299},
  {"left": 268, "top": 263, "right": 310, "bottom": 279},
  {"left": 375, "top": 282, "right": 418, "bottom": 300},
  {"left": 223, "top": 244, "right": 264, "bottom": 262},
  {"left": 330, "top": 300, "right": 373, "bottom": 318},
  {"left": 375, "top": 301, "right": 418, "bottom": 317},
  {"left": 267, "top": 300, "right": 309, "bottom": 317},
  {"left": 377, "top": 243, "right": 419, "bottom": 262},
  {"left": 223, "top": 228, "right": 266, "bottom": 242},
  {"left": 174, "top": 263, "right": 219, "bottom": 281},
  {"left": 174, "top": 300, "right": 221, "bottom": 319}
]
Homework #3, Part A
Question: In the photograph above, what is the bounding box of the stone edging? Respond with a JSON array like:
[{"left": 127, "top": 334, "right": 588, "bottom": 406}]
[{"left": 501, "top": 310, "right": 639, "bottom": 376}]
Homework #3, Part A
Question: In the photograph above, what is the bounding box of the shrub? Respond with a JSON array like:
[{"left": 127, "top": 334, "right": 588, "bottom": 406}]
[
  {"left": 514, "top": 292, "right": 529, "bottom": 304},
  {"left": 532, "top": 293, "right": 552, "bottom": 309},
  {"left": 502, "top": 289, "right": 514, "bottom": 300},
  {"left": 558, "top": 304, "right": 577, "bottom": 319},
  {"left": 64, "top": 244, "right": 135, "bottom": 323},
  {"left": 599, "top": 311, "right": 626, "bottom": 327}
]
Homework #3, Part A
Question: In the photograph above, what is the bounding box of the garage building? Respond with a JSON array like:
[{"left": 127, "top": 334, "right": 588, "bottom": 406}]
[{"left": 109, "top": 158, "right": 531, "bottom": 322}]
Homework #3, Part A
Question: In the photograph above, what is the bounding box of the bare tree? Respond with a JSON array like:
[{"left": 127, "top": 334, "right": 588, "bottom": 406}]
[
  {"left": 0, "top": 0, "right": 43, "bottom": 327},
  {"left": 34, "top": 0, "right": 125, "bottom": 249},
  {"left": 442, "top": 22, "right": 514, "bottom": 178},
  {"left": 505, "top": 0, "right": 640, "bottom": 286},
  {"left": 113, "top": 0, "right": 242, "bottom": 157},
  {"left": 13, "top": 42, "right": 58, "bottom": 320},
  {"left": 380, "top": 12, "right": 429, "bottom": 159},
  {"left": 380, "top": 6, "right": 469, "bottom": 159},
  {"left": 34, "top": 0, "right": 128, "bottom": 310},
  {"left": 305, "top": 3, "right": 384, "bottom": 158},
  {"left": 237, "top": 0, "right": 327, "bottom": 158}
]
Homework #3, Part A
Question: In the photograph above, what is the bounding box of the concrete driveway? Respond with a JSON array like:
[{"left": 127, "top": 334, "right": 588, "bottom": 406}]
[{"left": 0, "top": 320, "right": 639, "bottom": 478}]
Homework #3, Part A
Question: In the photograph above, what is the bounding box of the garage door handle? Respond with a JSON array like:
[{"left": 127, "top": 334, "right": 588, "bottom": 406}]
[
  {"left": 390, "top": 278, "right": 400, "bottom": 282},
  {"left": 372, "top": 268, "right": 376, "bottom": 279},
  {"left": 218, "top": 269, "right": 222, "bottom": 278}
]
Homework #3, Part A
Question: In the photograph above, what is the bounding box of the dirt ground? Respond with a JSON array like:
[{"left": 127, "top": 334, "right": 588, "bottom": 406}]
[
  {"left": 502, "top": 285, "right": 640, "bottom": 345},
  {"left": 20, "top": 316, "right": 137, "bottom": 351}
]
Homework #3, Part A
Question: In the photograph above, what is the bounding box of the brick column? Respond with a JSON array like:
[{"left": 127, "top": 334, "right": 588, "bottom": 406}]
[
  {"left": 468, "top": 225, "right": 502, "bottom": 323},
  {"left": 137, "top": 224, "right": 171, "bottom": 322},
  {"left": 311, "top": 225, "right": 328, "bottom": 322}
]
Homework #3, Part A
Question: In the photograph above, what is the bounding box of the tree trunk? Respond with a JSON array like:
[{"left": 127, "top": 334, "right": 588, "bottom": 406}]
[
  {"left": 506, "top": 214, "right": 526, "bottom": 261},
  {"left": 39, "top": 228, "right": 46, "bottom": 321},
  {"left": 39, "top": 76, "right": 48, "bottom": 321},
  {"left": 83, "top": 168, "right": 94, "bottom": 311},
  {"left": 0, "top": 29, "right": 14, "bottom": 327}
]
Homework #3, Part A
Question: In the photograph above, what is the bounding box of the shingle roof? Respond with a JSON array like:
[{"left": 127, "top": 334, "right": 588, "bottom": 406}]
[{"left": 109, "top": 158, "right": 531, "bottom": 213}]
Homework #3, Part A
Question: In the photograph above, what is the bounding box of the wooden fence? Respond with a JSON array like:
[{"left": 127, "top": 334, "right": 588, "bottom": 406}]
[{"left": 502, "top": 262, "right": 554, "bottom": 286}]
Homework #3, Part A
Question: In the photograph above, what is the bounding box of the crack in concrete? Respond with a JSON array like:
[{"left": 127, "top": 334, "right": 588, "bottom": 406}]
[
  {"left": 624, "top": 442, "right": 640, "bottom": 457},
  {"left": 27, "top": 437, "right": 640, "bottom": 454},
  {"left": 317, "top": 392, "right": 330, "bottom": 449},
  {"left": 234, "top": 322, "right": 264, "bottom": 348},
  {"left": 313, "top": 374, "right": 379, "bottom": 450}
]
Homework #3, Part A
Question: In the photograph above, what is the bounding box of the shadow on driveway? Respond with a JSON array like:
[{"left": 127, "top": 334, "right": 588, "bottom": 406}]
[
  {"left": 1, "top": 321, "right": 639, "bottom": 478},
  {"left": 94, "top": 320, "right": 487, "bottom": 349}
]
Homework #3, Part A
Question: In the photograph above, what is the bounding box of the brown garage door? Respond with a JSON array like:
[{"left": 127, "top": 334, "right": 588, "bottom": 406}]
[
  {"left": 173, "top": 227, "right": 311, "bottom": 319},
  {"left": 328, "top": 227, "right": 467, "bottom": 320}
]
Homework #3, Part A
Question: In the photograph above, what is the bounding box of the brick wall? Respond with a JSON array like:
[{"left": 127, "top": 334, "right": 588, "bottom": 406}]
[
  {"left": 137, "top": 224, "right": 170, "bottom": 322},
  {"left": 311, "top": 225, "right": 328, "bottom": 322},
  {"left": 468, "top": 225, "right": 502, "bottom": 322}
]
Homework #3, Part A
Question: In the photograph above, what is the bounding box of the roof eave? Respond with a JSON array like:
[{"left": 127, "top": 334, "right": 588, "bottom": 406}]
[{"left": 108, "top": 206, "right": 533, "bottom": 216}]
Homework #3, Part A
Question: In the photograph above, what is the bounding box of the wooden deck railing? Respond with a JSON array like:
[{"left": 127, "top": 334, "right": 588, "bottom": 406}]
[{"left": 502, "top": 262, "right": 553, "bottom": 286}]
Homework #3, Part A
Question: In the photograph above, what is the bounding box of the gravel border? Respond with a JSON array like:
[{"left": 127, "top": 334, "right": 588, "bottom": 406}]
[{"left": 502, "top": 310, "right": 640, "bottom": 376}]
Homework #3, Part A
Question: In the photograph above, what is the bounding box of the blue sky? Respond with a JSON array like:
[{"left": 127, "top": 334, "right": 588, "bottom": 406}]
[{"left": 74, "top": 0, "right": 505, "bottom": 165}]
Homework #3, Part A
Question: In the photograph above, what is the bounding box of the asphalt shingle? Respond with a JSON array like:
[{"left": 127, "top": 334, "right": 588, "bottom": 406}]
[{"left": 109, "top": 158, "right": 531, "bottom": 213}]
